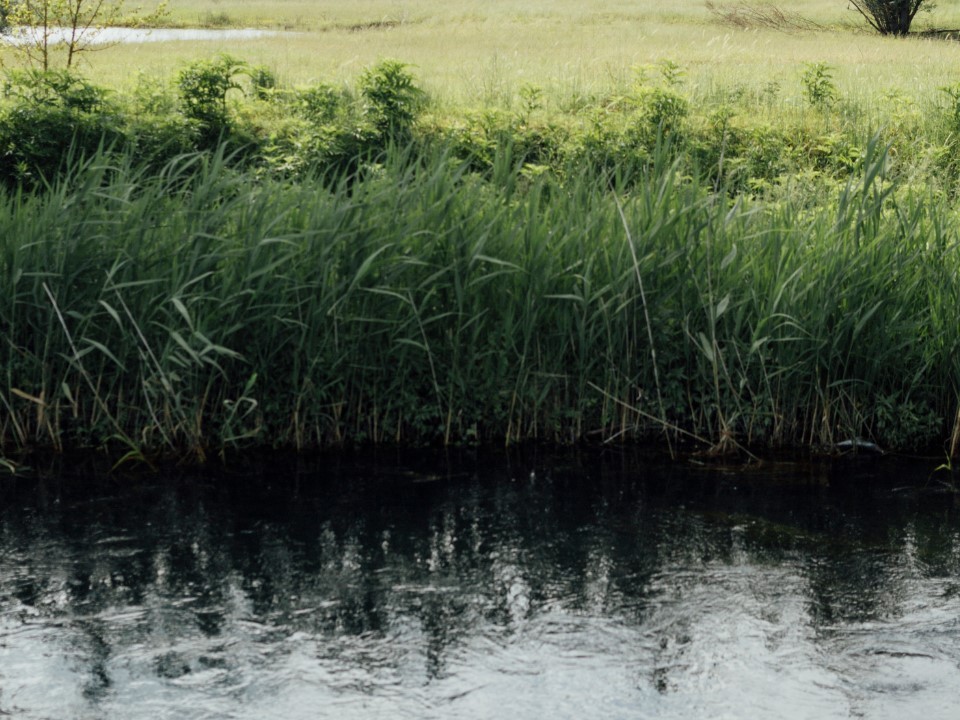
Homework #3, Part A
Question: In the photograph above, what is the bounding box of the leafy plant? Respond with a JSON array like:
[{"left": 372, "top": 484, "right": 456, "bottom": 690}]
[
  {"left": 658, "top": 59, "right": 686, "bottom": 88},
  {"left": 250, "top": 65, "right": 279, "bottom": 102},
  {"left": 176, "top": 54, "right": 247, "bottom": 141},
  {"left": 3, "top": 68, "right": 107, "bottom": 111},
  {"left": 636, "top": 86, "right": 688, "bottom": 140},
  {"left": 295, "top": 82, "right": 344, "bottom": 124},
  {"left": 518, "top": 83, "right": 544, "bottom": 121},
  {"left": 358, "top": 59, "right": 424, "bottom": 136},
  {"left": 801, "top": 62, "right": 838, "bottom": 109},
  {"left": 0, "top": 69, "right": 119, "bottom": 187}
]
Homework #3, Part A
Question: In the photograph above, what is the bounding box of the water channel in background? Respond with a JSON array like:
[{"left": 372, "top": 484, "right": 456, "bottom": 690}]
[
  {"left": 1, "top": 27, "right": 283, "bottom": 46},
  {"left": 1, "top": 449, "right": 959, "bottom": 719}
]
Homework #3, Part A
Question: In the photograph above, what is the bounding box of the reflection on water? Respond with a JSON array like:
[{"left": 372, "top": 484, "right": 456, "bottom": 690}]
[{"left": 1, "top": 451, "right": 958, "bottom": 719}]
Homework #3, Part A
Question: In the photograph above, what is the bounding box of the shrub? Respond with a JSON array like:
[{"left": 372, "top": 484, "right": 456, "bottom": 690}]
[
  {"left": 177, "top": 54, "right": 247, "bottom": 144},
  {"left": 4, "top": 68, "right": 107, "bottom": 111},
  {"left": 848, "top": 0, "right": 932, "bottom": 36},
  {"left": 0, "top": 70, "right": 122, "bottom": 187},
  {"left": 358, "top": 59, "right": 424, "bottom": 136},
  {"left": 801, "top": 62, "right": 838, "bottom": 109},
  {"left": 295, "top": 82, "right": 344, "bottom": 125},
  {"left": 638, "top": 86, "right": 688, "bottom": 134},
  {"left": 250, "top": 65, "right": 279, "bottom": 101}
]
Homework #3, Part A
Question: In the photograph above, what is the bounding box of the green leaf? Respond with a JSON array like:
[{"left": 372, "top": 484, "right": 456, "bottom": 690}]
[
  {"left": 720, "top": 244, "right": 738, "bottom": 270},
  {"left": 716, "top": 293, "right": 731, "bottom": 319}
]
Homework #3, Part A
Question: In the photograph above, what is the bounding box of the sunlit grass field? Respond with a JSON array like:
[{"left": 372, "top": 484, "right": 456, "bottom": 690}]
[{"left": 5, "top": 0, "right": 960, "bottom": 107}]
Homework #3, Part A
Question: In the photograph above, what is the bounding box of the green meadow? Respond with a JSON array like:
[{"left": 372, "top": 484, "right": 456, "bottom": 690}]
[
  {"left": 3, "top": 1, "right": 960, "bottom": 463},
  {"left": 40, "top": 0, "right": 960, "bottom": 103}
]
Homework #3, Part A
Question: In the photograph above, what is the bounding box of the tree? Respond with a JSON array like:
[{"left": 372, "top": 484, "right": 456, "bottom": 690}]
[
  {"left": 1, "top": 0, "right": 167, "bottom": 70},
  {"left": 848, "top": 0, "right": 934, "bottom": 36}
]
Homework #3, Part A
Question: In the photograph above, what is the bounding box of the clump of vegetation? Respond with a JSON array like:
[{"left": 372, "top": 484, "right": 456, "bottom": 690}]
[
  {"left": 848, "top": 0, "right": 933, "bottom": 36},
  {"left": 0, "top": 69, "right": 120, "bottom": 187},
  {"left": 176, "top": 54, "right": 247, "bottom": 145},
  {"left": 801, "top": 62, "right": 838, "bottom": 108},
  {"left": 2, "top": 135, "right": 959, "bottom": 459},
  {"left": 2, "top": 54, "right": 960, "bottom": 461},
  {"left": 357, "top": 59, "right": 425, "bottom": 137}
]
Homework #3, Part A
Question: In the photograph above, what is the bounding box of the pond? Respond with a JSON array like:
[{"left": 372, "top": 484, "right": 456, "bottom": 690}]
[{"left": 1, "top": 449, "right": 959, "bottom": 719}]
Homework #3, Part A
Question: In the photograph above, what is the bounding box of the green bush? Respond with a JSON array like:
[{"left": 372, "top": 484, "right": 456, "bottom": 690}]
[
  {"left": 250, "top": 65, "right": 279, "bottom": 101},
  {"left": 295, "top": 82, "right": 345, "bottom": 125},
  {"left": 0, "top": 70, "right": 123, "bottom": 188},
  {"left": 636, "top": 86, "right": 688, "bottom": 139},
  {"left": 3, "top": 69, "right": 108, "bottom": 111},
  {"left": 358, "top": 59, "right": 425, "bottom": 136},
  {"left": 801, "top": 62, "right": 838, "bottom": 109},
  {"left": 176, "top": 54, "right": 247, "bottom": 144}
]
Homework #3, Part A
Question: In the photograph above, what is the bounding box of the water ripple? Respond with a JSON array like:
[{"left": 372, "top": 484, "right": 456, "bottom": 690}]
[{"left": 1, "top": 455, "right": 958, "bottom": 719}]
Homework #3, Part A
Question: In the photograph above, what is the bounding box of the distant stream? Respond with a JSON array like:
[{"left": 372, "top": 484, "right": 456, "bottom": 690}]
[{"left": 1, "top": 27, "right": 282, "bottom": 45}]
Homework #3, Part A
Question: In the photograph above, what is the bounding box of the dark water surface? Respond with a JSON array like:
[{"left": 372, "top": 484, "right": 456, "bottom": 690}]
[{"left": 1, "top": 450, "right": 959, "bottom": 719}]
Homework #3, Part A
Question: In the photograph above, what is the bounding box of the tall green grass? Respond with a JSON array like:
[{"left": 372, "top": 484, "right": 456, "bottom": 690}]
[{"left": 2, "top": 138, "right": 959, "bottom": 459}]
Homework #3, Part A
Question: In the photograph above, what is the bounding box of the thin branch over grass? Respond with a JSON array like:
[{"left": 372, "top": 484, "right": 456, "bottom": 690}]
[{"left": 705, "top": 1, "right": 826, "bottom": 32}]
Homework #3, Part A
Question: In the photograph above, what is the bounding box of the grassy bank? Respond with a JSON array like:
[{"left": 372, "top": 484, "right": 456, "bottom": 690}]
[
  {"left": 3, "top": 1, "right": 960, "bottom": 461},
  {"left": 2, "top": 137, "right": 960, "bottom": 461}
]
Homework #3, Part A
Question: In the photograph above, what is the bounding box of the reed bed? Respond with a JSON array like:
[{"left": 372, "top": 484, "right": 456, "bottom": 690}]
[{"left": 2, "top": 138, "right": 959, "bottom": 460}]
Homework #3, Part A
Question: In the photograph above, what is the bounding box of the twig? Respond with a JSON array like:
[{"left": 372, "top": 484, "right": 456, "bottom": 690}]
[{"left": 705, "top": 1, "right": 825, "bottom": 33}]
